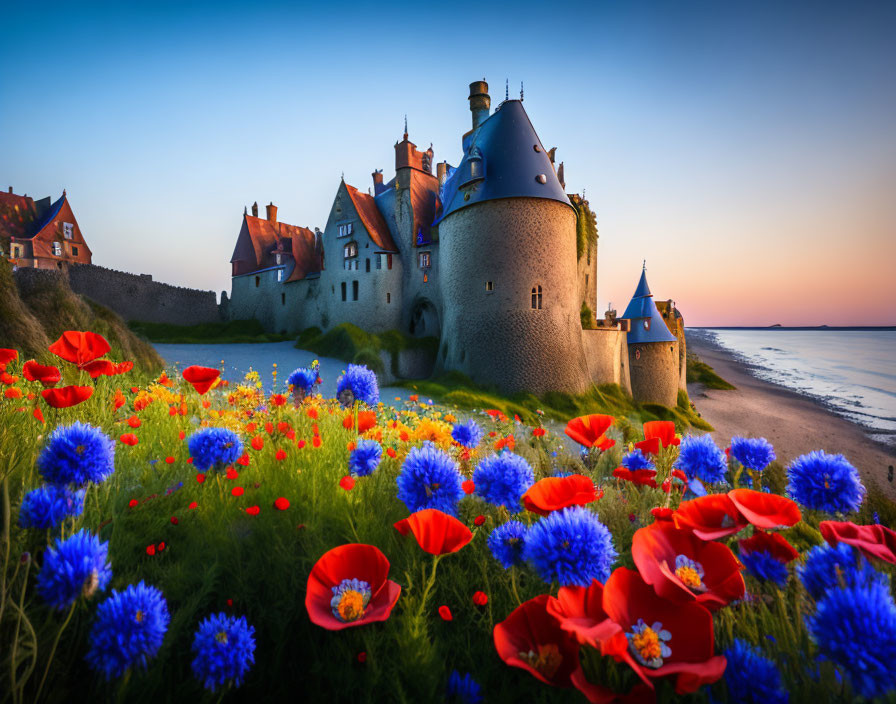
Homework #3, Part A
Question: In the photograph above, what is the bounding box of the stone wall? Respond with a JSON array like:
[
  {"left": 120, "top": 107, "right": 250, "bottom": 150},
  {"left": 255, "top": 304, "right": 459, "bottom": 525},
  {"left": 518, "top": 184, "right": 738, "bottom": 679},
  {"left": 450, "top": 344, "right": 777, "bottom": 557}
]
[
  {"left": 628, "top": 340, "right": 679, "bottom": 407},
  {"left": 582, "top": 327, "right": 631, "bottom": 393},
  {"left": 65, "top": 264, "right": 220, "bottom": 325}
]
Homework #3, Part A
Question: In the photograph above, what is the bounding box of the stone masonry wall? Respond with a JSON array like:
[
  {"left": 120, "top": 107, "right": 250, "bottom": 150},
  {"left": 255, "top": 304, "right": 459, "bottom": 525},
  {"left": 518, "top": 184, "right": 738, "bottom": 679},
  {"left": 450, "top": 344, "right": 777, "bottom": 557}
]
[
  {"left": 582, "top": 328, "right": 631, "bottom": 393},
  {"left": 66, "top": 264, "right": 220, "bottom": 325},
  {"left": 628, "top": 340, "right": 679, "bottom": 407}
]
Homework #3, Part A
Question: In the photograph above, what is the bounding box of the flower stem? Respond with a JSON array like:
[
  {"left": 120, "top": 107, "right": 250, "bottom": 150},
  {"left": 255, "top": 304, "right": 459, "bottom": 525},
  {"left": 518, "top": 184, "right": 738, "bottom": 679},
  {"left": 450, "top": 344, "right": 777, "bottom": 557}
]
[{"left": 34, "top": 601, "right": 77, "bottom": 703}]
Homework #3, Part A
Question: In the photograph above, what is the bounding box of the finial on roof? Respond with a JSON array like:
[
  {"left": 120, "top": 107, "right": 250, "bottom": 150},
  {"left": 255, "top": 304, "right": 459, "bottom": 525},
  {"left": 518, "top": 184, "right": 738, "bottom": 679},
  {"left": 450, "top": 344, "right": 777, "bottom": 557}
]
[
  {"left": 643, "top": 259, "right": 646, "bottom": 270},
  {"left": 404, "top": 114, "right": 408, "bottom": 139},
  {"left": 505, "top": 79, "right": 509, "bottom": 101},
  {"left": 62, "top": 188, "right": 66, "bottom": 196},
  {"left": 341, "top": 171, "right": 344, "bottom": 180},
  {"left": 520, "top": 81, "right": 524, "bottom": 101},
  {"left": 244, "top": 206, "right": 247, "bottom": 215}
]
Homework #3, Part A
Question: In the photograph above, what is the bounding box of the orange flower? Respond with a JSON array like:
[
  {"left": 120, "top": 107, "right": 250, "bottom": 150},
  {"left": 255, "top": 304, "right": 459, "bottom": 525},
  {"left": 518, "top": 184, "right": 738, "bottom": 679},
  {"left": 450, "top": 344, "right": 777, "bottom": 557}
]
[
  {"left": 112, "top": 389, "right": 126, "bottom": 410},
  {"left": 48, "top": 331, "right": 110, "bottom": 367},
  {"left": 643, "top": 420, "right": 680, "bottom": 448},
  {"left": 564, "top": 414, "right": 615, "bottom": 449},
  {"left": 41, "top": 385, "right": 93, "bottom": 408},
  {"left": 4, "top": 387, "right": 22, "bottom": 399}
]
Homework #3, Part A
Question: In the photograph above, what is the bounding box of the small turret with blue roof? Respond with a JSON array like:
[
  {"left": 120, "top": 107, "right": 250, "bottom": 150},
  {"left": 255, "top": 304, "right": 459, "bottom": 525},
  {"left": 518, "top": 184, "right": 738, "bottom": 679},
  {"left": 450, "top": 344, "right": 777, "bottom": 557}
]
[{"left": 621, "top": 263, "right": 681, "bottom": 406}]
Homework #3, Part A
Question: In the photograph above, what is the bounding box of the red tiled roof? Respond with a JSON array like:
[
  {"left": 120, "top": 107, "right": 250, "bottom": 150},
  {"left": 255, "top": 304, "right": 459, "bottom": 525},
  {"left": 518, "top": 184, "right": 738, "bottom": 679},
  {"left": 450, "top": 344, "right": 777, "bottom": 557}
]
[
  {"left": 233, "top": 214, "right": 319, "bottom": 280},
  {"left": 408, "top": 170, "right": 440, "bottom": 236},
  {"left": 344, "top": 183, "right": 398, "bottom": 252},
  {"left": 285, "top": 227, "right": 320, "bottom": 283},
  {"left": 242, "top": 216, "right": 281, "bottom": 267}
]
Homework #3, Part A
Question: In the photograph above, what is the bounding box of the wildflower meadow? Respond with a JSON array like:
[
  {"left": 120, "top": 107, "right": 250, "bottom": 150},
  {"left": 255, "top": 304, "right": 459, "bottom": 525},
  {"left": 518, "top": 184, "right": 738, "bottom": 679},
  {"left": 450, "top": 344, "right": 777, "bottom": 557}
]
[{"left": 1, "top": 332, "right": 895, "bottom": 703}]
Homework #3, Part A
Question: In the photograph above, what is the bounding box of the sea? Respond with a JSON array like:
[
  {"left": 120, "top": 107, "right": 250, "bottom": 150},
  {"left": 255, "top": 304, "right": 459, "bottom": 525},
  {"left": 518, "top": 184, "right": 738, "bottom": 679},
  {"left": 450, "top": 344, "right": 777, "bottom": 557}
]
[{"left": 690, "top": 329, "right": 896, "bottom": 448}]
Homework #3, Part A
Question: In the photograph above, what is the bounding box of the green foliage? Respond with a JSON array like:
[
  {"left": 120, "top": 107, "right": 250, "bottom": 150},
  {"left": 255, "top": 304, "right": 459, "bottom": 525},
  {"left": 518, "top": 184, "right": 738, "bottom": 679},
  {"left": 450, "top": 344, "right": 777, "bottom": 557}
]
[
  {"left": 129, "top": 319, "right": 291, "bottom": 344},
  {"left": 686, "top": 352, "right": 736, "bottom": 390},
  {"left": 296, "top": 324, "right": 438, "bottom": 379},
  {"left": 580, "top": 301, "right": 596, "bottom": 329},
  {"left": 572, "top": 197, "right": 598, "bottom": 261}
]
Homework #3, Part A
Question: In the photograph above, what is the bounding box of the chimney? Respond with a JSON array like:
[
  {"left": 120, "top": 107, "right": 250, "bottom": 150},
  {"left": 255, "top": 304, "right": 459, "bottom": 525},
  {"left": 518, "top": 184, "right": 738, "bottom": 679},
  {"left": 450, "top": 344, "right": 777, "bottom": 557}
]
[
  {"left": 372, "top": 169, "right": 384, "bottom": 195},
  {"left": 251, "top": 202, "right": 258, "bottom": 217},
  {"left": 468, "top": 80, "right": 490, "bottom": 130},
  {"left": 437, "top": 161, "right": 448, "bottom": 185},
  {"left": 266, "top": 202, "right": 278, "bottom": 224},
  {"left": 7, "top": 186, "right": 11, "bottom": 194}
]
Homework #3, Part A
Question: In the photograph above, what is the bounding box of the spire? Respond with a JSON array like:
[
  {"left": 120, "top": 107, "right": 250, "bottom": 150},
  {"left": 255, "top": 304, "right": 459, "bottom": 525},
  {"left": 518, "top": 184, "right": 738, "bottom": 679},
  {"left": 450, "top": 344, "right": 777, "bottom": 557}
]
[
  {"left": 621, "top": 265, "right": 676, "bottom": 344},
  {"left": 403, "top": 114, "right": 408, "bottom": 140},
  {"left": 505, "top": 78, "right": 509, "bottom": 101},
  {"left": 520, "top": 81, "right": 524, "bottom": 101},
  {"left": 643, "top": 259, "right": 646, "bottom": 270}
]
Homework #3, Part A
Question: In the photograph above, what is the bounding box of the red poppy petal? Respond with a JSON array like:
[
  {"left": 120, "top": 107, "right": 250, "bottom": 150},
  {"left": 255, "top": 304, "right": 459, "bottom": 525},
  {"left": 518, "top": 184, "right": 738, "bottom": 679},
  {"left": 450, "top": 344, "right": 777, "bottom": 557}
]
[
  {"left": 23, "top": 360, "right": 61, "bottom": 386},
  {"left": 643, "top": 421, "right": 677, "bottom": 448},
  {"left": 738, "top": 530, "right": 799, "bottom": 563},
  {"left": 182, "top": 365, "right": 221, "bottom": 395},
  {"left": 399, "top": 509, "right": 473, "bottom": 555},
  {"left": 0, "top": 349, "right": 18, "bottom": 366},
  {"left": 634, "top": 437, "right": 661, "bottom": 457},
  {"left": 41, "top": 385, "right": 93, "bottom": 408},
  {"left": 673, "top": 494, "right": 747, "bottom": 540},
  {"left": 80, "top": 359, "right": 116, "bottom": 378},
  {"left": 48, "top": 331, "right": 111, "bottom": 366},
  {"left": 546, "top": 581, "right": 621, "bottom": 648},
  {"left": 727, "top": 489, "right": 801, "bottom": 530},
  {"left": 819, "top": 521, "right": 896, "bottom": 564},
  {"left": 523, "top": 475, "right": 599, "bottom": 517},
  {"left": 565, "top": 414, "right": 615, "bottom": 448}
]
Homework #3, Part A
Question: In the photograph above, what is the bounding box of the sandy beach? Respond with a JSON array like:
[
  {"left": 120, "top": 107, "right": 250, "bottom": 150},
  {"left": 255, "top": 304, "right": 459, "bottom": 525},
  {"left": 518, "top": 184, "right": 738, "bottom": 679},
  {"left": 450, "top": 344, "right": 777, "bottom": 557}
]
[{"left": 686, "top": 332, "right": 896, "bottom": 501}]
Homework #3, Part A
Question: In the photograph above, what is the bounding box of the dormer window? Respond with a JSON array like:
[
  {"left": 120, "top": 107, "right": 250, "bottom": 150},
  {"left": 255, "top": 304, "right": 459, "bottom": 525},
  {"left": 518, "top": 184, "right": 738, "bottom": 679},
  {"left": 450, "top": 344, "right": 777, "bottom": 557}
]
[
  {"left": 338, "top": 222, "right": 354, "bottom": 238},
  {"left": 63, "top": 223, "right": 73, "bottom": 240}
]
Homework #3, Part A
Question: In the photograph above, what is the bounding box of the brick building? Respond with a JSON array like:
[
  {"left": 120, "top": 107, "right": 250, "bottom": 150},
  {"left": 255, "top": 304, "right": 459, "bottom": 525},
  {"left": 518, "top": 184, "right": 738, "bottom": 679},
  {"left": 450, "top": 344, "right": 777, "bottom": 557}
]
[{"left": 0, "top": 188, "right": 92, "bottom": 270}]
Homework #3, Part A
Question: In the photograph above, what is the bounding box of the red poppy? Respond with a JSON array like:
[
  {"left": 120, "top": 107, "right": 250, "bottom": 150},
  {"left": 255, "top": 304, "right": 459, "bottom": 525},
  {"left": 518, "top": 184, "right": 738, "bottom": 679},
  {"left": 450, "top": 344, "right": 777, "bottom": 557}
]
[
  {"left": 275, "top": 449, "right": 287, "bottom": 461},
  {"left": 602, "top": 567, "right": 727, "bottom": 694},
  {"left": 165, "top": 456, "right": 175, "bottom": 464},
  {"left": 80, "top": 359, "right": 116, "bottom": 378},
  {"left": 357, "top": 652, "right": 367, "bottom": 663},
  {"left": 634, "top": 437, "right": 661, "bottom": 457},
  {"left": 564, "top": 414, "right": 615, "bottom": 449},
  {"left": 532, "top": 427, "right": 546, "bottom": 437},
  {"left": 462, "top": 480, "right": 475, "bottom": 494},
  {"left": 146, "top": 544, "right": 156, "bottom": 556},
  {"left": 339, "top": 475, "right": 355, "bottom": 491},
  {"left": 128, "top": 499, "right": 138, "bottom": 508},
  {"left": 236, "top": 452, "right": 250, "bottom": 467},
  {"left": 41, "top": 385, "right": 93, "bottom": 408},
  {"left": 127, "top": 415, "right": 141, "bottom": 428},
  {"left": 157, "top": 542, "right": 166, "bottom": 552},
  {"left": 0, "top": 372, "right": 17, "bottom": 385},
  {"left": 438, "top": 605, "right": 453, "bottom": 621},
  {"left": 188, "top": 501, "right": 198, "bottom": 509},
  {"left": 226, "top": 467, "right": 239, "bottom": 479},
  {"left": 819, "top": 520, "right": 896, "bottom": 564},
  {"left": 4, "top": 387, "right": 21, "bottom": 399},
  {"left": 170, "top": 516, "right": 178, "bottom": 525},
  {"left": 596, "top": 436, "right": 616, "bottom": 451},
  {"left": 305, "top": 543, "right": 401, "bottom": 630},
  {"left": 651, "top": 507, "right": 674, "bottom": 521},
  {"left": 251, "top": 435, "right": 264, "bottom": 451},
  {"left": 181, "top": 365, "right": 220, "bottom": 395},
  {"left": 523, "top": 475, "right": 601, "bottom": 516},
  {"left": 473, "top": 515, "right": 486, "bottom": 527},
  {"left": 673, "top": 494, "right": 748, "bottom": 540},
  {"left": 120, "top": 433, "right": 139, "bottom": 446},
  {"left": 196, "top": 473, "right": 206, "bottom": 484},
  {"left": 246, "top": 506, "right": 260, "bottom": 516},
  {"left": 112, "top": 361, "right": 134, "bottom": 375},
  {"left": 393, "top": 509, "right": 473, "bottom": 555},
  {"left": 473, "top": 591, "right": 488, "bottom": 606},
  {"left": 297, "top": 439, "right": 307, "bottom": 449},
  {"left": 22, "top": 361, "right": 61, "bottom": 387},
  {"left": 270, "top": 393, "right": 287, "bottom": 406},
  {"left": 48, "top": 331, "right": 110, "bottom": 367},
  {"left": 266, "top": 422, "right": 274, "bottom": 434},
  {"left": 33, "top": 406, "right": 44, "bottom": 424},
  {"left": 493, "top": 594, "right": 583, "bottom": 687},
  {"left": 386, "top": 447, "right": 397, "bottom": 459},
  {"left": 274, "top": 497, "right": 290, "bottom": 511},
  {"left": 231, "top": 487, "right": 244, "bottom": 497},
  {"left": 0, "top": 348, "right": 18, "bottom": 370},
  {"left": 643, "top": 421, "right": 680, "bottom": 448},
  {"left": 545, "top": 579, "right": 622, "bottom": 649},
  {"left": 727, "top": 489, "right": 801, "bottom": 531},
  {"left": 631, "top": 522, "right": 745, "bottom": 611},
  {"left": 312, "top": 436, "right": 322, "bottom": 448},
  {"left": 738, "top": 530, "right": 798, "bottom": 563}
]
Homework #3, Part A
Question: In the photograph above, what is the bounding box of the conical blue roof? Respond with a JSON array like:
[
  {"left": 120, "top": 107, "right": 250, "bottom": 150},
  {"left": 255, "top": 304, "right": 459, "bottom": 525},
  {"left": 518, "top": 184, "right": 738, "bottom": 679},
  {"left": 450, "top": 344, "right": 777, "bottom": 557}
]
[
  {"left": 622, "top": 267, "right": 676, "bottom": 345},
  {"left": 434, "top": 100, "right": 572, "bottom": 225}
]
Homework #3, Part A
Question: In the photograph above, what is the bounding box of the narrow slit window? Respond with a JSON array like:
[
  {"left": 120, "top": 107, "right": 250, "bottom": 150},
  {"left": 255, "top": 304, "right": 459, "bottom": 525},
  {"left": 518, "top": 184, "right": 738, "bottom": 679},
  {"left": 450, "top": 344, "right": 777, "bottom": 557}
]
[
  {"left": 531, "top": 285, "right": 542, "bottom": 309},
  {"left": 352, "top": 281, "right": 359, "bottom": 300},
  {"left": 281, "top": 293, "right": 286, "bottom": 305},
  {"left": 486, "top": 281, "right": 493, "bottom": 292},
  {"left": 341, "top": 282, "right": 346, "bottom": 301},
  {"left": 255, "top": 276, "right": 260, "bottom": 288},
  {"left": 386, "top": 292, "right": 391, "bottom": 304}
]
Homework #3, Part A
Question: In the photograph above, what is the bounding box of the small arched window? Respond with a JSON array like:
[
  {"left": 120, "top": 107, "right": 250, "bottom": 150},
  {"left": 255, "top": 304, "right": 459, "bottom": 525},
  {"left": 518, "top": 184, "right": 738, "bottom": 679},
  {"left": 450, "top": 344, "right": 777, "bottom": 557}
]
[{"left": 531, "top": 285, "right": 542, "bottom": 310}]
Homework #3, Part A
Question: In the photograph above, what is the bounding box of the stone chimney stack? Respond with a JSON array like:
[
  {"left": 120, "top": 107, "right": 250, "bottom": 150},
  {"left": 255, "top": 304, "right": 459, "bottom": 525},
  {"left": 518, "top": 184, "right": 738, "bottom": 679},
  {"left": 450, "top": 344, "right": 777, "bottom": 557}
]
[
  {"left": 7, "top": 186, "right": 11, "bottom": 194},
  {"left": 251, "top": 202, "right": 258, "bottom": 217},
  {"left": 468, "top": 80, "right": 490, "bottom": 130},
  {"left": 266, "top": 202, "right": 278, "bottom": 224},
  {"left": 372, "top": 169, "right": 384, "bottom": 195},
  {"left": 437, "top": 161, "right": 448, "bottom": 185}
]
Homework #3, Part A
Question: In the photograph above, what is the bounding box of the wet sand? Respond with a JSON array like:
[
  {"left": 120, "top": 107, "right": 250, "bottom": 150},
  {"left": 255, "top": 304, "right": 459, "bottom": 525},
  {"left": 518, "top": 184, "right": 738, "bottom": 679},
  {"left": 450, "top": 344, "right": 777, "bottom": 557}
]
[{"left": 686, "top": 331, "right": 896, "bottom": 500}]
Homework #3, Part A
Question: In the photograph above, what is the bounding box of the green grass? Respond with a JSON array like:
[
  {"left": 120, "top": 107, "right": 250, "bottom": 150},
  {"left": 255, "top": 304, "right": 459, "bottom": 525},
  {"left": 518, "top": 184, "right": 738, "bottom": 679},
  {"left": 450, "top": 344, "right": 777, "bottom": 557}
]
[
  {"left": 686, "top": 352, "right": 736, "bottom": 390},
  {"left": 295, "top": 323, "right": 438, "bottom": 378},
  {"left": 129, "top": 319, "right": 292, "bottom": 344}
]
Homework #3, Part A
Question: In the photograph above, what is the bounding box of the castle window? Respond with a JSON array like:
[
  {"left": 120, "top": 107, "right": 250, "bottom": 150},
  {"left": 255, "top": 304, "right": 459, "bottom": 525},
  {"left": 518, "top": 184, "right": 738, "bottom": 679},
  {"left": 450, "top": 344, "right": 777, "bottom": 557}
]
[
  {"left": 281, "top": 293, "right": 286, "bottom": 305},
  {"left": 387, "top": 292, "right": 391, "bottom": 303},
  {"left": 337, "top": 222, "right": 354, "bottom": 238},
  {"left": 255, "top": 276, "right": 260, "bottom": 288},
  {"left": 275, "top": 253, "right": 282, "bottom": 265},
  {"left": 52, "top": 242, "right": 62, "bottom": 256},
  {"left": 277, "top": 269, "right": 283, "bottom": 282},
  {"left": 352, "top": 281, "right": 358, "bottom": 301},
  {"left": 377, "top": 253, "right": 393, "bottom": 270},
  {"left": 531, "top": 285, "right": 543, "bottom": 310},
  {"left": 418, "top": 251, "right": 431, "bottom": 269},
  {"left": 72, "top": 246, "right": 79, "bottom": 256},
  {"left": 344, "top": 242, "right": 357, "bottom": 258},
  {"left": 11, "top": 245, "right": 20, "bottom": 258},
  {"left": 63, "top": 223, "right": 73, "bottom": 240},
  {"left": 341, "top": 282, "right": 346, "bottom": 301},
  {"left": 365, "top": 258, "right": 370, "bottom": 273},
  {"left": 485, "top": 281, "right": 493, "bottom": 292}
]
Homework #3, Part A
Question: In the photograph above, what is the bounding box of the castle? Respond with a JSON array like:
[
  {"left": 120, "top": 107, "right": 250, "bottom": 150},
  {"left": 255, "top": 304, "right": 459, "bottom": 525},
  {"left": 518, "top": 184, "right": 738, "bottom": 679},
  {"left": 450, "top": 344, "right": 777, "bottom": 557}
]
[{"left": 227, "top": 80, "right": 685, "bottom": 406}]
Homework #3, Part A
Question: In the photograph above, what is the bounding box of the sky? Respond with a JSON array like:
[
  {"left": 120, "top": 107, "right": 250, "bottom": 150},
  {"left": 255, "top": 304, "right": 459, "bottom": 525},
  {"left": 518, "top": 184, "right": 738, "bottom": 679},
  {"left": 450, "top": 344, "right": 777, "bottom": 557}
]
[{"left": 2, "top": 0, "right": 894, "bottom": 326}]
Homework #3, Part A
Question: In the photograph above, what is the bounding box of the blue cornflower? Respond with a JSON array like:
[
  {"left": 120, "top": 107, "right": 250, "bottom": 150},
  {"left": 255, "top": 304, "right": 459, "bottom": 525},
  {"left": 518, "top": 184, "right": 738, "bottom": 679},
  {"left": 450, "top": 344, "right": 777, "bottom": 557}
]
[
  {"left": 287, "top": 366, "right": 318, "bottom": 396},
  {"left": 523, "top": 506, "right": 617, "bottom": 586},
  {"left": 674, "top": 434, "right": 727, "bottom": 484},
  {"left": 37, "top": 422, "right": 115, "bottom": 487},
  {"left": 722, "top": 639, "right": 789, "bottom": 704},
  {"left": 729, "top": 437, "right": 775, "bottom": 472},
  {"left": 191, "top": 612, "right": 256, "bottom": 692},
  {"left": 472, "top": 452, "right": 534, "bottom": 511},
  {"left": 36, "top": 530, "right": 112, "bottom": 610},
  {"left": 786, "top": 451, "right": 865, "bottom": 514},
  {"left": 187, "top": 428, "right": 243, "bottom": 471},
  {"left": 740, "top": 550, "right": 789, "bottom": 588},
  {"left": 348, "top": 439, "right": 382, "bottom": 477},
  {"left": 396, "top": 443, "right": 465, "bottom": 515},
  {"left": 806, "top": 581, "right": 896, "bottom": 699},
  {"left": 19, "top": 485, "right": 85, "bottom": 530},
  {"left": 86, "top": 581, "right": 170, "bottom": 679},
  {"left": 446, "top": 670, "right": 483, "bottom": 704},
  {"left": 336, "top": 364, "right": 379, "bottom": 407},
  {"left": 798, "top": 543, "right": 889, "bottom": 601},
  {"left": 621, "top": 450, "right": 654, "bottom": 471},
  {"left": 488, "top": 520, "right": 528, "bottom": 568},
  {"left": 451, "top": 419, "right": 483, "bottom": 449}
]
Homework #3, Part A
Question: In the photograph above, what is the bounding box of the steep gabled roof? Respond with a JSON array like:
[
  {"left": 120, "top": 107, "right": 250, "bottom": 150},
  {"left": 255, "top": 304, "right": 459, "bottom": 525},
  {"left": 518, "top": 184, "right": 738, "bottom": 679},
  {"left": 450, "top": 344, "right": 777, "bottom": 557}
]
[
  {"left": 230, "top": 214, "right": 319, "bottom": 279},
  {"left": 435, "top": 99, "right": 572, "bottom": 224},
  {"left": 344, "top": 183, "right": 398, "bottom": 252},
  {"left": 285, "top": 227, "right": 320, "bottom": 282}
]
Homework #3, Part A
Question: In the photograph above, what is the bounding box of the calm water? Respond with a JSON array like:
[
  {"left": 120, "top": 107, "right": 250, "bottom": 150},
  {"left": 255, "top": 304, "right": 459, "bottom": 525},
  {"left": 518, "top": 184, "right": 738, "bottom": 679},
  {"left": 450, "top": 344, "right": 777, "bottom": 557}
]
[
  {"left": 693, "top": 329, "right": 896, "bottom": 446},
  {"left": 152, "top": 342, "right": 417, "bottom": 403}
]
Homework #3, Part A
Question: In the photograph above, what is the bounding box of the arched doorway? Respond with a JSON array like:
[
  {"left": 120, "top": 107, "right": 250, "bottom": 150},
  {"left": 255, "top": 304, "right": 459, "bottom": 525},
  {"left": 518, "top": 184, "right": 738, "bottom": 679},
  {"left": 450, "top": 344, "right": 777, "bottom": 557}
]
[{"left": 408, "top": 298, "right": 440, "bottom": 338}]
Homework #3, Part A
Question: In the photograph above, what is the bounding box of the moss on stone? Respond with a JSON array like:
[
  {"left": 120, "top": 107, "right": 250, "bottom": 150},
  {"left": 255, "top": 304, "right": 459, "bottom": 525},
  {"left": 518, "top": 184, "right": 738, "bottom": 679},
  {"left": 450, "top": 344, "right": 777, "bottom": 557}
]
[
  {"left": 686, "top": 352, "right": 736, "bottom": 390},
  {"left": 572, "top": 197, "right": 598, "bottom": 260},
  {"left": 580, "top": 301, "right": 596, "bottom": 329}
]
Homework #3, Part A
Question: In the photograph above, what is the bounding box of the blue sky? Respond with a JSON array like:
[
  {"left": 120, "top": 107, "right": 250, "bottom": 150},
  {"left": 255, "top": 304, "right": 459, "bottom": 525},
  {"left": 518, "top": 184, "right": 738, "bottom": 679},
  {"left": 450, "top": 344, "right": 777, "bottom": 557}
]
[{"left": 2, "top": 0, "right": 894, "bottom": 325}]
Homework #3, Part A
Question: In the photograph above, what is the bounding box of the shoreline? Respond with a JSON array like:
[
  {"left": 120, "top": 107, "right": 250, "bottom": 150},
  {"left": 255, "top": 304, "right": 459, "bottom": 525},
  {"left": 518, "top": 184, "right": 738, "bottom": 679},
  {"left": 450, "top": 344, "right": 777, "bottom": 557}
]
[{"left": 685, "top": 330, "right": 896, "bottom": 500}]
